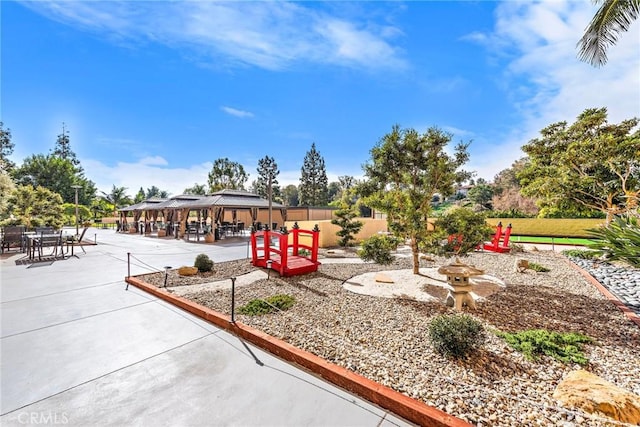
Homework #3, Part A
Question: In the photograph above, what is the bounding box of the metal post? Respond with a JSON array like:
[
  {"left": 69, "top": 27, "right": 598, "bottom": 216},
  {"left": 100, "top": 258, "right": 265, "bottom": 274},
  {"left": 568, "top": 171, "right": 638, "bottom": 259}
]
[
  {"left": 164, "top": 266, "right": 172, "bottom": 288},
  {"left": 126, "top": 252, "right": 131, "bottom": 290},
  {"left": 230, "top": 277, "right": 236, "bottom": 323},
  {"left": 268, "top": 173, "right": 272, "bottom": 235},
  {"left": 71, "top": 185, "right": 82, "bottom": 237}
]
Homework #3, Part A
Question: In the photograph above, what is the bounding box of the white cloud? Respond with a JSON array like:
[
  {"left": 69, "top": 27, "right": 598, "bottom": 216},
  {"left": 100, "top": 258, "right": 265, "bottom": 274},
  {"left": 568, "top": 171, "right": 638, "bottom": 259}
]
[
  {"left": 83, "top": 157, "right": 212, "bottom": 197},
  {"left": 23, "top": 1, "right": 406, "bottom": 71},
  {"left": 466, "top": 0, "right": 640, "bottom": 180},
  {"left": 221, "top": 106, "right": 254, "bottom": 118}
]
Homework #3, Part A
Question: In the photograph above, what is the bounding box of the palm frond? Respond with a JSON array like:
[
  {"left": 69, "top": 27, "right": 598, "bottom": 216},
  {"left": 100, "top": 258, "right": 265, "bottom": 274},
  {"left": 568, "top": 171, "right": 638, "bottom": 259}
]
[{"left": 578, "top": 0, "right": 640, "bottom": 67}]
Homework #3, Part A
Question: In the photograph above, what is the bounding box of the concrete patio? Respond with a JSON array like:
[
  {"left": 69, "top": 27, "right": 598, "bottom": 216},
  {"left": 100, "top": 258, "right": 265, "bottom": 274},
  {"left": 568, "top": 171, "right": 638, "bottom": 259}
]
[{"left": 0, "top": 227, "right": 413, "bottom": 426}]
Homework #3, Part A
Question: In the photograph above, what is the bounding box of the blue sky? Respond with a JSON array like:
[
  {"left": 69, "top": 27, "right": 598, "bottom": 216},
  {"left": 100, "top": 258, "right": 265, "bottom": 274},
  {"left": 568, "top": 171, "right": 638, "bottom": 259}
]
[{"left": 2, "top": 1, "right": 639, "bottom": 196}]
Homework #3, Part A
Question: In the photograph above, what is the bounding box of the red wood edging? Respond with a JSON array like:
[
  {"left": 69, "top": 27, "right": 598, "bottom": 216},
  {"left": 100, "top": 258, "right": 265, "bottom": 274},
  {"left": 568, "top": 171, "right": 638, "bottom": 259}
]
[
  {"left": 562, "top": 258, "right": 640, "bottom": 328},
  {"left": 125, "top": 275, "right": 471, "bottom": 427}
]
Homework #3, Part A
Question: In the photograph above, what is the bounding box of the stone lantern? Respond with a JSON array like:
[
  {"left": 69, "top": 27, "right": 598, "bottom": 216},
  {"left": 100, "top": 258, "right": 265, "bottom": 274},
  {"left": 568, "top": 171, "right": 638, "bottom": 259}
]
[{"left": 438, "top": 258, "right": 485, "bottom": 311}]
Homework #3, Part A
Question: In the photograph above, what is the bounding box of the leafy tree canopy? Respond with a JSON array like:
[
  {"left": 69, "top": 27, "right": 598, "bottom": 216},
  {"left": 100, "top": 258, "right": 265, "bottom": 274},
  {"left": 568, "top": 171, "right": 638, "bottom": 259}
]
[
  {"left": 282, "top": 184, "right": 299, "bottom": 207},
  {"left": 101, "top": 185, "right": 132, "bottom": 210},
  {"left": 360, "top": 124, "right": 471, "bottom": 273},
  {"left": 13, "top": 154, "right": 96, "bottom": 205},
  {"left": 0, "top": 121, "right": 15, "bottom": 172},
  {"left": 255, "top": 155, "right": 281, "bottom": 202},
  {"left": 491, "top": 158, "right": 539, "bottom": 216},
  {"left": 4, "top": 185, "right": 65, "bottom": 229},
  {"left": 208, "top": 157, "right": 248, "bottom": 192},
  {"left": 134, "top": 187, "right": 146, "bottom": 203},
  {"left": 183, "top": 183, "right": 207, "bottom": 195},
  {"left": 52, "top": 123, "right": 81, "bottom": 168},
  {"left": 467, "top": 184, "right": 494, "bottom": 210},
  {"left": 0, "top": 169, "right": 16, "bottom": 220},
  {"left": 299, "top": 143, "right": 329, "bottom": 206},
  {"left": 145, "top": 185, "right": 169, "bottom": 199},
  {"left": 518, "top": 107, "right": 639, "bottom": 222}
]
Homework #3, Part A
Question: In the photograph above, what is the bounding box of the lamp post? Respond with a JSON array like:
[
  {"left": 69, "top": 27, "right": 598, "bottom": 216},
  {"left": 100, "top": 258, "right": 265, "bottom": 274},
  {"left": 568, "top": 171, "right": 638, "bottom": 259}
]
[{"left": 71, "top": 185, "right": 82, "bottom": 237}]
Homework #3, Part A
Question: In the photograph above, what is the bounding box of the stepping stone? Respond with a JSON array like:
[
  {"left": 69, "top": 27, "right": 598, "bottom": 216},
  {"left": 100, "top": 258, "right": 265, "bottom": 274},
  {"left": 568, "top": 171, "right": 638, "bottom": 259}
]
[{"left": 375, "top": 273, "right": 394, "bottom": 283}]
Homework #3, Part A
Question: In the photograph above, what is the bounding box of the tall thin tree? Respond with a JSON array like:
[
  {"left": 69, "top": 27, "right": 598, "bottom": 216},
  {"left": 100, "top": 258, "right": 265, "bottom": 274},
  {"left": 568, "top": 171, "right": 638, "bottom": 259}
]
[{"left": 299, "top": 143, "right": 329, "bottom": 206}]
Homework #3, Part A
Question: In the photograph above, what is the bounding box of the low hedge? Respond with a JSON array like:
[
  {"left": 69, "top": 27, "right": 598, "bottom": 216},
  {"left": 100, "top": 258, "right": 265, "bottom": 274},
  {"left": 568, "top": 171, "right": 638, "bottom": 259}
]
[{"left": 485, "top": 218, "right": 604, "bottom": 238}]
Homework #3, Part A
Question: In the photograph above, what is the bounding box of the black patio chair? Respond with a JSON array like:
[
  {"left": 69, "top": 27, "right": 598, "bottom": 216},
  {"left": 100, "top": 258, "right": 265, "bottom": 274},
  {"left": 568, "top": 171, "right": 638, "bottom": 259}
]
[
  {"left": 66, "top": 227, "right": 92, "bottom": 255},
  {"left": 33, "top": 230, "right": 63, "bottom": 260},
  {"left": 1, "top": 225, "right": 26, "bottom": 254}
]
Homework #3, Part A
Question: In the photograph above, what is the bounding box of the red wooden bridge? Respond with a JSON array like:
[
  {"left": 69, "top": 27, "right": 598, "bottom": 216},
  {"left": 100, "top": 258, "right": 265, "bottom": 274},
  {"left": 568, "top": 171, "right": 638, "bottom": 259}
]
[{"left": 250, "top": 223, "right": 321, "bottom": 277}]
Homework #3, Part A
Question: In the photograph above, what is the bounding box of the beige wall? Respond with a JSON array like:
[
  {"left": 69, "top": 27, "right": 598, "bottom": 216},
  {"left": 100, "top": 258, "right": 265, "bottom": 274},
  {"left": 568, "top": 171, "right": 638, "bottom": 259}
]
[
  {"left": 284, "top": 218, "right": 388, "bottom": 248},
  {"left": 286, "top": 207, "right": 337, "bottom": 222}
]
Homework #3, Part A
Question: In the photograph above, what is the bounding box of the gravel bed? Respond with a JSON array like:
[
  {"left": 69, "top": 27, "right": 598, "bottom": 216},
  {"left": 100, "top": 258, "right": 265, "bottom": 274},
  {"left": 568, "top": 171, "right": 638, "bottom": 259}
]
[{"left": 139, "top": 250, "right": 640, "bottom": 426}]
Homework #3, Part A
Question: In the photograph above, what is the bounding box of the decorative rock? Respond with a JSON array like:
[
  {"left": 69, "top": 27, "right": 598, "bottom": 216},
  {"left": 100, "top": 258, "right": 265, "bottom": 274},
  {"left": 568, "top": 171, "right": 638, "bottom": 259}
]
[
  {"left": 375, "top": 273, "right": 394, "bottom": 284},
  {"left": 553, "top": 370, "right": 640, "bottom": 424},
  {"left": 515, "top": 259, "right": 529, "bottom": 273},
  {"left": 178, "top": 266, "right": 198, "bottom": 276}
]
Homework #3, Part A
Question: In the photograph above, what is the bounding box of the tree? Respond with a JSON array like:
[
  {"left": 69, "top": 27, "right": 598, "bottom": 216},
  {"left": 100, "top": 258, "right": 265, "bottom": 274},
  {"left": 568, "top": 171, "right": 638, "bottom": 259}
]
[
  {"left": 331, "top": 188, "right": 363, "bottom": 247},
  {"left": 0, "top": 121, "right": 15, "bottom": 172},
  {"left": 578, "top": 0, "right": 640, "bottom": 67},
  {"left": 282, "top": 184, "right": 299, "bottom": 207},
  {"left": 491, "top": 159, "right": 539, "bottom": 216},
  {"left": 62, "top": 203, "right": 92, "bottom": 225},
  {"left": 145, "top": 186, "right": 169, "bottom": 199},
  {"left": 101, "top": 185, "right": 132, "bottom": 210},
  {"left": 467, "top": 184, "right": 494, "bottom": 210},
  {"left": 328, "top": 182, "right": 341, "bottom": 202},
  {"left": 134, "top": 187, "right": 146, "bottom": 203},
  {"left": 0, "top": 169, "right": 16, "bottom": 221},
  {"left": 422, "top": 207, "right": 493, "bottom": 257},
  {"left": 183, "top": 183, "right": 207, "bottom": 195},
  {"left": 207, "top": 158, "right": 248, "bottom": 192},
  {"left": 255, "top": 156, "right": 281, "bottom": 201},
  {"left": 13, "top": 154, "right": 96, "bottom": 205},
  {"left": 519, "top": 108, "right": 639, "bottom": 223},
  {"left": 52, "top": 123, "right": 81, "bottom": 167},
  {"left": 299, "top": 143, "right": 329, "bottom": 206},
  {"left": 360, "top": 125, "right": 470, "bottom": 274},
  {"left": 4, "top": 185, "right": 65, "bottom": 229}
]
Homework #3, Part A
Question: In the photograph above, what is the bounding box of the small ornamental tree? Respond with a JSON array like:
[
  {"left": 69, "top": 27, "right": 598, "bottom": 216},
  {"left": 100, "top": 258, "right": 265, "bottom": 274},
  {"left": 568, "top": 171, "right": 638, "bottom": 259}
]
[
  {"left": 360, "top": 125, "right": 471, "bottom": 274},
  {"left": 331, "top": 189, "right": 363, "bottom": 247}
]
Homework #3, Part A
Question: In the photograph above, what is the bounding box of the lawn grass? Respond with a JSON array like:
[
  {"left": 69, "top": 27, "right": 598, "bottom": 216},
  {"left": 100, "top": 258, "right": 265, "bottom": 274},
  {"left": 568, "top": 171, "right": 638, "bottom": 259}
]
[{"left": 510, "top": 235, "right": 595, "bottom": 246}]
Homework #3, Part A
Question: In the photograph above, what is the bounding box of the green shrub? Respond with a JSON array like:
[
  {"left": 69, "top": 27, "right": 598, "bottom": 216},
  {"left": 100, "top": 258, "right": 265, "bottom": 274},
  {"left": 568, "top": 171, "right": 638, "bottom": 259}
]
[
  {"left": 194, "top": 253, "right": 214, "bottom": 272},
  {"left": 496, "top": 329, "right": 592, "bottom": 365},
  {"left": 422, "top": 207, "right": 494, "bottom": 256},
  {"left": 358, "top": 235, "right": 395, "bottom": 265},
  {"left": 298, "top": 248, "right": 311, "bottom": 257},
  {"left": 528, "top": 262, "right": 550, "bottom": 272},
  {"left": 239, "top": 294, "right": 295, "bottom": 316},
  {"left": 428, "top": 314, "right": 485, "bottom": 359},
  {"left": 587, "top": 215, "right": 640, "bottom": 268},
  {"left": 509, "top": 243, "right": 526, "bottom": 253},
  {"left": 562, "top": 249, "right": 600, "bottom": 259}
]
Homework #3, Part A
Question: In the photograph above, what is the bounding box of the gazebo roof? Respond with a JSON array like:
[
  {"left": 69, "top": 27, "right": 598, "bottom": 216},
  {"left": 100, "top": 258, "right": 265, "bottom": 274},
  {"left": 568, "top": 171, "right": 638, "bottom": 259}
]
[
  {"left": 118, "top": 190, "right": 283, "bottom": 212},
  {"left": 119, "top": 197, "right": 168, "bottom": 212}
]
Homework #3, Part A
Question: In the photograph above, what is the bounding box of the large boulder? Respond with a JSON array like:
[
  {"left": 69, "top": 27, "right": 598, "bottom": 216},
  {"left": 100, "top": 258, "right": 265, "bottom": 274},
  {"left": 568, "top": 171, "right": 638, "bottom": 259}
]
[{"left": 553, "top": 370, "right": 640, "bottom": 424}]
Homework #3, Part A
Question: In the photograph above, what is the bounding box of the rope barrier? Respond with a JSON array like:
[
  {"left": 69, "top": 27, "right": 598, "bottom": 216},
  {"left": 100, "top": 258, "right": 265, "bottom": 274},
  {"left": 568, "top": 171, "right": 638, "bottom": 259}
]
[{"left": 122, "top": 253, "right": 634, "bottom": 426}]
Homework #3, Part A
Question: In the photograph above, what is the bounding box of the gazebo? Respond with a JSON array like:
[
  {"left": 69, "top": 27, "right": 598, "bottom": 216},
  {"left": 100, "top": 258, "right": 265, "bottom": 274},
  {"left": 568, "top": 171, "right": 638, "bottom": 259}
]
[{"left": 118, "top": 190, "right": 286, "bottom": 240}]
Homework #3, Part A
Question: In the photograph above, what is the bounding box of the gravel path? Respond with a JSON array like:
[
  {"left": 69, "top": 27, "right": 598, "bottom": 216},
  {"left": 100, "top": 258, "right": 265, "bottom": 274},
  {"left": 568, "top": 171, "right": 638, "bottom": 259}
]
[{"left": 139, "top": 249, "right": 640, "bottom": 427}]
